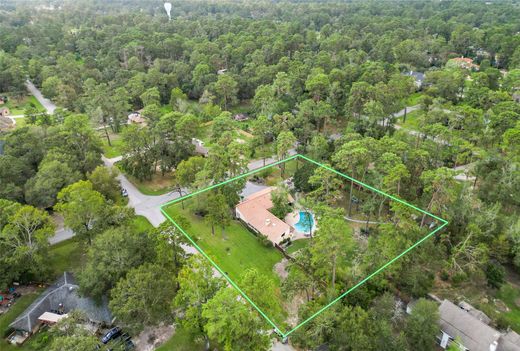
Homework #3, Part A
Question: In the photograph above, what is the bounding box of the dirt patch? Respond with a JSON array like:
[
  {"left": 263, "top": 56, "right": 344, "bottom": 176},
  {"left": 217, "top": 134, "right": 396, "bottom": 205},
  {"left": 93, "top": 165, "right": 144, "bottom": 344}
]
[
  {"left": 133, "top": 324, "right": 175, "bottom": 351},
  {"left": 274, "top": 258, "right": 289, "bottom": 280},
  {"left": 284, "top": 293, "right": 306, "bottom": 328}
]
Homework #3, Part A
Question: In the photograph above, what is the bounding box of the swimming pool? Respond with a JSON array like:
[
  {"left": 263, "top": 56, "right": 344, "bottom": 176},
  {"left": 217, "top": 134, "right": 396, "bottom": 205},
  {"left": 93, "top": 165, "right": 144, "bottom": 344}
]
[{"left": 294, "top": 211, "right": 314, "bottom": 233}]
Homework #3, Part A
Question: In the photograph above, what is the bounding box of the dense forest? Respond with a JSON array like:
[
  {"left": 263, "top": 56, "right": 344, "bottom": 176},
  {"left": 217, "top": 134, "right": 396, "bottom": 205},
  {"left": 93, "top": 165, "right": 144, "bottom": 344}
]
[{"left": 1, "top": 0, "right": 520, "bottom": 350}]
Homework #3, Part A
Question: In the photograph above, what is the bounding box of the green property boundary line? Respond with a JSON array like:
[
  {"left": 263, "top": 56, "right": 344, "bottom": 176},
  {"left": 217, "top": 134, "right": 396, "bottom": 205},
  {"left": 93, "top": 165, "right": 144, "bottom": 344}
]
[{"left": 159, "top": 154, "right": 448, "bottom": 338}]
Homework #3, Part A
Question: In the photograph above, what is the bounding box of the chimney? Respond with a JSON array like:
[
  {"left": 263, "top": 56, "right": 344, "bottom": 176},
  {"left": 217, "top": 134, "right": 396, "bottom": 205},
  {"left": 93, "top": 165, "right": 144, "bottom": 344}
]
[{"left": 490, "top": 340, "right": 498, "bottom": 351}]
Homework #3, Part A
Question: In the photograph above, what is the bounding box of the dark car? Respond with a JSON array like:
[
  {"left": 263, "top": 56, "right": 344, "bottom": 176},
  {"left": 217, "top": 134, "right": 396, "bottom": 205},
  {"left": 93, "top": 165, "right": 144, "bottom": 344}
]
[
  {"left": 102, "top": 327, "right": 122, "bottom": 344},
  {"left": 124, "top": 339, "right": 135, "bottom": 350}
]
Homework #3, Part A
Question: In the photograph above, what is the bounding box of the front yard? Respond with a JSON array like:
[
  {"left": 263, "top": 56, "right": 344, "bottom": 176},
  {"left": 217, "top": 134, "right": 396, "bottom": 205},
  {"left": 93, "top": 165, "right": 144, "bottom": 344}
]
[
  {"left": 1, "top": 95, "right": 45, "bottom": 115},
  {"left": 166, "top": 201, "right": 283, "bottom": 284}
]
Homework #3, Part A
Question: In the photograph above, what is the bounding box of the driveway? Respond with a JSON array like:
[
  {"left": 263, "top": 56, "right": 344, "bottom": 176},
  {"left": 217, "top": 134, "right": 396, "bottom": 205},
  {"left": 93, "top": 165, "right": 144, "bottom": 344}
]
[{"left": 25, "top": 80, "right": 56, "bottom": 114}]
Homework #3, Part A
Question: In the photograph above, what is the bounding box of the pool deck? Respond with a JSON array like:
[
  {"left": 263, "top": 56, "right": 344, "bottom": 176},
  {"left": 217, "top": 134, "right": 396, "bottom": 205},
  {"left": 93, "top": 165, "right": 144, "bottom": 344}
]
[{"left": 285, "top": 210, "right": 317, "bottom": 240}]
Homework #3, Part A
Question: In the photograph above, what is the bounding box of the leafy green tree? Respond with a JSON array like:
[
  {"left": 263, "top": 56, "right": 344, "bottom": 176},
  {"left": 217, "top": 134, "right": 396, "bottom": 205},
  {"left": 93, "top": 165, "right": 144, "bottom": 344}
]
[
  {"left": 174, "top": 156, "right": 206, "bottom": 201},
  {"left": 305, "top": 70, "right": 330, "bottom": 102},
  {"left": 205, "top": 192, "right": 231, "bottom": 236},
  {"left": 251, "top": 115, "right": 273, "bottom": 165},
  {"left": 419, "top": 167, "right": 458, "bottom": 227},
  {"left": 55, "top": 115, "right": 103, "bottom": 175},
  {"left": 78, "top": 225, "right": 155, "bottom": 299},
  {"left": 308, "top": 165, "right": 342, "bottom": 205},
  {"left": 211, "top": 112, "right": 234, "bottom": 143},
  {"left": 120, "top": 124, "right": 156, "bottom": 181},
  {"left": 202, "top": 288, "right": 271, "bottom": 351},
  {"left": 87, "top": 166, "right": 120, "bottom": 202},
  {"left": 0, "top": 155, "right": 31, "bottom": 201},
  {"left": 170, "top": 87, "right": 189, "bottom": 111},
  {"left": 48, "top": 335, "right": 99, "bottom": 351},
  {"left": 310, "top": 212, "right": 356, "bottom": 289},
  {"left": 240, "top": 269, "right": 283, "bottom": 321},
  {"left": 405, "top": 299, "right": 439, "bottom": 351},
  {"left": 276, "top": 131, "right": 296, "bottom": 177},
  {"left": 173, "top": 255, "right": 224, "bottom": 343},
  {"left": 110, "top": 263, "right": 177, "bottom": 333},
  {"left": 140, "top": 87, "right": 161, "bottom": 106},
  {"left": 0, "top": 205, "right": 54, "bottom": 284},
  {"left": 24, "top": 159, "right": 80, "bottom": 208},
  {"left": 213, "top": 74, "right": 238, "bottom": 110},
  {"left": 332, "top": 140, "right": 371, "bottom": 216},
  {"left": 270, "top": 187, "right": 292, "bottom": 219},
  {"left": 55, "top": 180, "right": 108, "bottom": 245}
]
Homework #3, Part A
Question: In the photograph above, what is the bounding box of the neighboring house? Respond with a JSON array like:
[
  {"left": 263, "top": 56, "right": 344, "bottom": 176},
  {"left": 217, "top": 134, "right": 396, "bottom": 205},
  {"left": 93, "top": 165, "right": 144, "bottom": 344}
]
[
  {"left": 217, "top": 68, "right": 227, "bottom": 75},
  {"left": 234, "top": 113, "right": 249, "bottom": 121},
  {"left": 0, "top": 108, "right": 14, "bottom": 132},
  {"left": 436, "top": 299, "right": 520, "bottom": 351},
  {"left": 513, "top": 92, "right": 520, "bottom": 103},
  {"left": 403, "top": 71, "right": 425, "bottom": 89},
  {"left": 476, "top": 48, "right": 491, "bottom": 59},
  {"left": 128, "top": 111, "right": 146, "bottom": 125},
  {"left": 192, "top": 138, "right": 209, "bottom": 157},
  {"left": 447, "top": 57, "right": 480, "bottom": 71},
  {"left": 0, "top": 96, "right": 6, "bottom": 105},
  {"left": 236, "top": 187, "right": 294, "bottom": 245},
  {"left": 7, "top": 272, "right": 112, "bottom": 345},
  {"left": 1, "top": 107, "right": 10, "bottom": 117},
  {"left": 0, "top": 115, "right": 14, "bottom": 131},
  {"left": 0, "top": 140, "right": 5, "bottom": 155}
]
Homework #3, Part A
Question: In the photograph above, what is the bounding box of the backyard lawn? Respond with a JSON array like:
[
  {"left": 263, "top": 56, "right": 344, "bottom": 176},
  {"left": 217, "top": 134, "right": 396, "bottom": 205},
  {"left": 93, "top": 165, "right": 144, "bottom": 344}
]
[
  {"left": 0, "top": 291, "right": 45, "bottom": 351},
  {"left": 286, "top": 238, "right": 310, "bottom": 255},
  {"left": 166, "top": 202, "right": 283, "bottom": 284},
  {"left": 495, "top": 283, "right": 520, "bottom": 332}
]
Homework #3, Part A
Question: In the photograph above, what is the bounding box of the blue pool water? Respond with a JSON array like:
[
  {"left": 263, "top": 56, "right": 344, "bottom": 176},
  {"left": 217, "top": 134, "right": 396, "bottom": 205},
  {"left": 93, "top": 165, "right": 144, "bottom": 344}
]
[{"left": 294, "top": 211, "right": 314, "bottom": 233}]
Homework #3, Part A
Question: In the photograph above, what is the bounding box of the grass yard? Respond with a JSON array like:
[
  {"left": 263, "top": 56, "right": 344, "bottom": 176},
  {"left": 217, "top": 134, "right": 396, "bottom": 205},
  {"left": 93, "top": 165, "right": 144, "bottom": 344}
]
[
  {"left": 404, "top": 92, "right": 423, "bottom": 106},
  {"left": 495, "top": 283, "right": 520, "bottom": 332},
  {"left": 1, "top": 95, "right": 45, "bottom": 115},
  {"left": 47, "top": 238, "right": 86, "bottom": 278},
  {"left": 165, "top": 200, "right": 288, "bottom": 325},
  {"left": 100, "top": 132, "right": 125, "bottom": 158},
  {"left": 398, "top": 109, "right": 424, "bottom": 131},
  {"left": 155, "top": 326, "right": 206, "bottom": 351},
  {"left": 286, "top": 239, "right": 310, "bottom": 255},
  {"left": 0, "top": 291, "right": 45, "bottom": 351},
  {"left": 132, "top": 215, "right": 153, "bottom": 232},
  {"left": 166, "top": 202, "right": 283, "bottom": 284},
  {"left": 115, "top": 162, "right": 176, "bottom": 196},
  {"left": 125, "top": 172, "right": 176, "bottom": 196}
]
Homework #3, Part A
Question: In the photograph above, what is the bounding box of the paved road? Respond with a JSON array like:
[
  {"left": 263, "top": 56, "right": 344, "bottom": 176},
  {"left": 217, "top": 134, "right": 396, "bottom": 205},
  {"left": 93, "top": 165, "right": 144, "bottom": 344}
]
[{"left": 25, "top": 80, "right": 56, "bottom": 114}]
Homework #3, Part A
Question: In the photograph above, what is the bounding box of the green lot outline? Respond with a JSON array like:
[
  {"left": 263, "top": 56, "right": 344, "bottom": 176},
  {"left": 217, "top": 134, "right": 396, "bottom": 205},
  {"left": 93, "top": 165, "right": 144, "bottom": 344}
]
[{"left": 160, "top": 154, "right": 449, "bottom": 338}]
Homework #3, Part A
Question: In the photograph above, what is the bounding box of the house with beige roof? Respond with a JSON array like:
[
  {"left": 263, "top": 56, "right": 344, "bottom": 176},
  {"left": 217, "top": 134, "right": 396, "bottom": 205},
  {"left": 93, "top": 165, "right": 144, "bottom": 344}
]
[{"left": 235, "top": 187, "right": 294, "bottom": 245}]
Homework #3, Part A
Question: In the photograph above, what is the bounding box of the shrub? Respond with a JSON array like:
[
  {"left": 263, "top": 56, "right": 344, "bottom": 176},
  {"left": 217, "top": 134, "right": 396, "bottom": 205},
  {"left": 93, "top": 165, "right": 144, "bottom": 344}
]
[{"left": 485, "top": 262, "right": 505, "bottom": 289}]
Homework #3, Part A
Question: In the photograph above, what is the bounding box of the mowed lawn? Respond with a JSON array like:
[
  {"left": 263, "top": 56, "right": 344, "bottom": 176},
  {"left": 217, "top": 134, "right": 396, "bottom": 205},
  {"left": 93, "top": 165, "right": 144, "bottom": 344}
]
[{"left": 166, "top": 203, "right": 283, "bottom": 284}]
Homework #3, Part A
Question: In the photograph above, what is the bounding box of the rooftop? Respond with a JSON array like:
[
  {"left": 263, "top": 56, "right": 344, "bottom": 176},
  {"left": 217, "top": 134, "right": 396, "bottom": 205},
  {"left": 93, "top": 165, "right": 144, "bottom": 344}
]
[
  {"left": 9, "top": 272, "right": 112, "bottom": 333},
  {"left": 439, "top": 300, "right": 520, "bottom": 351},
  {"left": 236, "top": 187, "right": 293, "bottom": 244}
]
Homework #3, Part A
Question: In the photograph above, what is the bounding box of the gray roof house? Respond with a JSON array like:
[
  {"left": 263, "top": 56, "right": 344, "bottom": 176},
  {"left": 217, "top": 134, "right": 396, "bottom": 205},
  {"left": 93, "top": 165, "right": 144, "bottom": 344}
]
[
  {"left": 438, "top": 300, "right": 520, "bottom": 351},
  {"left": 9, "top": 272, "right": 112, "bottom": 333},
  {"left": 403, "top": 71, "right": 425, "bottom": 89}
]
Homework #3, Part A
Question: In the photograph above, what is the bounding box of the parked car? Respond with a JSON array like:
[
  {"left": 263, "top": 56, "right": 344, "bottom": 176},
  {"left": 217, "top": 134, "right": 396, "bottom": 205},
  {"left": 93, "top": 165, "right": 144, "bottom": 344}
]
[
  {"left": 124, "top": 339, "right": 135, "bottom": 350},
  {"left": 102, "top": 327, "right": 122, "bottom": 344}
]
